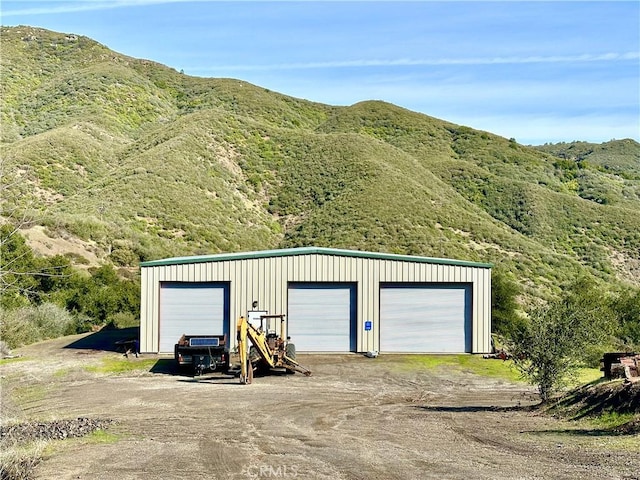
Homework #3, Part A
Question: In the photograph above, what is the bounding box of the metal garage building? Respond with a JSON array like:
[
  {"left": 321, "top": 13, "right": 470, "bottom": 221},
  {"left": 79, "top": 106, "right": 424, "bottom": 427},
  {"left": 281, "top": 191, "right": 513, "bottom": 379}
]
[{"left": 139, "top": 247, "right": 492, "bottom": 354}]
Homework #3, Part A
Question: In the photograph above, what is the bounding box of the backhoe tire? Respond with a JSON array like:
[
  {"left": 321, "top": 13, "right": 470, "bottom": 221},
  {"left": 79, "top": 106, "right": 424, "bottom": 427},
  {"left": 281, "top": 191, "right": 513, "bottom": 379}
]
[{"left": 285, "top": 343, "right": 296, "bottom": 361}]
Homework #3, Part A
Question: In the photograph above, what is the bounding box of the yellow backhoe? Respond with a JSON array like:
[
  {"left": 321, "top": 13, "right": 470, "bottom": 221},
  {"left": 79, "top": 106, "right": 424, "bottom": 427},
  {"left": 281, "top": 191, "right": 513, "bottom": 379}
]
[{"left": 236, "top": 314, "right": 312, "bottom": 384}]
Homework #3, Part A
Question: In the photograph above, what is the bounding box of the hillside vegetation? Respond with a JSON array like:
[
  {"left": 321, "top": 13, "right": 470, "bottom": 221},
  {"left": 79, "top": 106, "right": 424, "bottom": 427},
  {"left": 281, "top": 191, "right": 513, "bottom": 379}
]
[{"left": 2, "top": 26, "right": 640, "bottom": 303}]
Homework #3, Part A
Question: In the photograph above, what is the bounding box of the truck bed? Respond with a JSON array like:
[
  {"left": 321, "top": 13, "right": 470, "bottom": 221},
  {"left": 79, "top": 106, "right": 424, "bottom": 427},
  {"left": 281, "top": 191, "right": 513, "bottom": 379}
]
[{"left": 174, "top": 334, "right": 229, "bottom": 376}]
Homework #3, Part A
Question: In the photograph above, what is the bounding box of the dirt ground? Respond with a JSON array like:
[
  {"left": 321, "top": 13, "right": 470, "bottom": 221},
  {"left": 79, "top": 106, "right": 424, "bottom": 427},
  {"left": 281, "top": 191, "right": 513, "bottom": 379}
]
[{"left": 1, "top": 332, "right": 639, "bottom": 480}]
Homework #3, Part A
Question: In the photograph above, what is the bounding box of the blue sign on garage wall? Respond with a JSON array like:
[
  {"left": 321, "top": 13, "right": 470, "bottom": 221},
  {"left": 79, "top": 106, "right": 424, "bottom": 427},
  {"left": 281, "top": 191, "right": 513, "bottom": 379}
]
[{"left": 364, "top": 320, "right": 372, "bottom": 331}]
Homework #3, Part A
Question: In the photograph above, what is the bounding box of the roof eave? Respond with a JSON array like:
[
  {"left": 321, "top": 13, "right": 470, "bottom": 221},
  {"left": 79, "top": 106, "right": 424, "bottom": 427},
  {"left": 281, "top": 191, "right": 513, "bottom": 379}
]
[{"left": 139, "top": 247, "right": 493, "bottom": 269}]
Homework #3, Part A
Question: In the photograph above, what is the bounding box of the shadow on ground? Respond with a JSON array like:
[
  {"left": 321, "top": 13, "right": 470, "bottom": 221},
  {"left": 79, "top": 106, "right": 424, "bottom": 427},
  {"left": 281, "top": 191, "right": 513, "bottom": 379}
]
[
  {"left": 546, "top": 380, "right": 640, "bottom": 419},
  {"left": 176, "top": 376, "right": 240, "bottom": 385},
  {"left": 149, "top": 358, "right": 239, "bottom": 381},
  {"left": 415, "top": 405, "right": 535, "bottom": 413},
  {"left": 526, "top": 428, "right": 629, "bottom": 437},
  {"left": 64, "top": 327, "right": 139, "bottom": 353},
  {"left": 149, "top": 359, "right": 179, "bottom": 375}
]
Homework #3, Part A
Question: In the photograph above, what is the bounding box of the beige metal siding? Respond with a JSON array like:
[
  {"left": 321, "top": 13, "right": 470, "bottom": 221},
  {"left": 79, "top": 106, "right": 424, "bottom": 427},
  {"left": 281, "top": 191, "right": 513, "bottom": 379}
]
[{"left": 140, "top": 252, "right": 492, "bottom": 354}]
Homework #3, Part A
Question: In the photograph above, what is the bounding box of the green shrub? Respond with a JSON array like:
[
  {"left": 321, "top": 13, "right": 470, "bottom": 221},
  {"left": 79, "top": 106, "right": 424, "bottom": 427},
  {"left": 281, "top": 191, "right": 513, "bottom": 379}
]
[
  {"left": 613, "top": 287, "right": 640, "bottom": 348},
  {"left": 491, "top": 268, "right": 526, "bottom": 338},
  {"left": 0, "top": 309, "right": 40, "bottom": 349},
  {"left": 71, "top": 314, "right": 98, "bottom": 334},
  {"left": 28, "top": 302, "right": 77, "bottom": 337},
  {"left": 0, "top": 303, "right": 75, "bottom": 349},
  {"left": 106, "top": 312, "right": 139, "bottom": 329},
  {"left": 109, "top": 245, "right": 138, "bottom": 266},
  {"left": 506, "top": 278, "right": 617, "bottom": 401}
]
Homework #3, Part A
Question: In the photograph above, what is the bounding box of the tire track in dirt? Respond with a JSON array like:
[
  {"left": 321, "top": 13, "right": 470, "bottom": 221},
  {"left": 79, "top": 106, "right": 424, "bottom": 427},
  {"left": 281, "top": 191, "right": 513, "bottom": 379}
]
[{"left": 3, "top": 341, "right": 639, "bottom": 480}]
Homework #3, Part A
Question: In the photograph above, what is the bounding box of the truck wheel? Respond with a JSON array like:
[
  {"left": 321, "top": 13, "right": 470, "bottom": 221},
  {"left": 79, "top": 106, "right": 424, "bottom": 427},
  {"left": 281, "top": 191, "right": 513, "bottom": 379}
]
[{"left": 285, "top": 343, "right": 296, "bottom": 361}]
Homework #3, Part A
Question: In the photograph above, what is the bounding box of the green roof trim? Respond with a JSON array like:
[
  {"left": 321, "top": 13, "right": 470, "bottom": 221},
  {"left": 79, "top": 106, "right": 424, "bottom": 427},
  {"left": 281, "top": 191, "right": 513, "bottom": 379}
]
[{"left": 140, "top": 247, "right": 493, "bottom": 268}]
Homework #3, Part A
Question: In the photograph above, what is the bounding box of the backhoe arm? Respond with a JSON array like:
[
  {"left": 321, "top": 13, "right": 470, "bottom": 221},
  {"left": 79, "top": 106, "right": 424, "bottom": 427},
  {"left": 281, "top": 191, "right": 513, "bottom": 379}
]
[
  {"left": 236, "top": 316, "right": 278, "bottom": 384},
  {"left": 236, "top": 316, "right": 250, "bottom": 383},
  {"left": 236, "top": 315, "right": 312, "bottom": 383},
  {"left": 245, "top": 322, "right": 276, "bottom": 369},
  {"left": 282, "top": 354, "right": 312, "bottom": 376}
]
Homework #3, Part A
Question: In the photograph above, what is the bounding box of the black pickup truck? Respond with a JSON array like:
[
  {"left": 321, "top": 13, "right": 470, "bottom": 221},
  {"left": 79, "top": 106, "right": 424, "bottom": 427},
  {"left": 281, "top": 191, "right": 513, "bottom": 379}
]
[{"left": 174, "top": 334, "right": 229, "bottom": 376}]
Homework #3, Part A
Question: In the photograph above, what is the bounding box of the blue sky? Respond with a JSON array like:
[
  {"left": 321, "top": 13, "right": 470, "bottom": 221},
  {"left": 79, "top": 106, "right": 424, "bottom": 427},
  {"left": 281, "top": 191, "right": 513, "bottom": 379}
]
[{"left": 2, "top": 1, "right": 639, "bottom": 145}]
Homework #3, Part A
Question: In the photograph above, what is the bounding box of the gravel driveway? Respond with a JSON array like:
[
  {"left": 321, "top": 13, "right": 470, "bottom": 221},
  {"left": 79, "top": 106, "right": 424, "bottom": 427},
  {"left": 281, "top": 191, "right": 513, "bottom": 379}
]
[{"left": 1, "top": 333, "right": 638, "bottom": 480}]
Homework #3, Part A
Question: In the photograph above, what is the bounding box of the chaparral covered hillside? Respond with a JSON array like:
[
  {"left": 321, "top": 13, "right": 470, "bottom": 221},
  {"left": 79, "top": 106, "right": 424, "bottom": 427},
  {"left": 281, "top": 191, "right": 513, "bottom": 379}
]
[{"left": 1, "top": 25, "right": 639, "bottom": 302}]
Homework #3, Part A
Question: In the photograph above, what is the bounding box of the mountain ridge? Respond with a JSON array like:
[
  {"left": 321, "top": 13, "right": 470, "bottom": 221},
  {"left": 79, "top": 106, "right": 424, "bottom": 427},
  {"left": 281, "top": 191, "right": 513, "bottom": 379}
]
[{"left": 2, "top": 25, "right": 639, "bottom": 299}]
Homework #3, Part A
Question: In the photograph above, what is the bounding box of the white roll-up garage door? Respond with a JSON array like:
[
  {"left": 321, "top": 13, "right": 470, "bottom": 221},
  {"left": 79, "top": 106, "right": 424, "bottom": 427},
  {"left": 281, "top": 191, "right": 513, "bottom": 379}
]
[
  {"left": 287, "top": 283, "right": 356, "bottom": 352},
  {"left": 380, "top": 284, "right": 472, "bottom": 353},
  {"left": 159, "top": 282, "right": 228, "bottom": 353}
]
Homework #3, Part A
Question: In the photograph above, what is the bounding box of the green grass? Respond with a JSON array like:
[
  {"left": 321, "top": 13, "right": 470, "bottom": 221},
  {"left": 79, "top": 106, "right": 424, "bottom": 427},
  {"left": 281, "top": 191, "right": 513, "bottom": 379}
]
[
  {"left": 524, "top": 424, "right": 640, "bottom": 451},
  {"left": 85, "top": 357, "right": 157, "bottom": 374},
  {"left": 53, "top": 367, "right": 74, "bottom": 378},
  {"left": 85, "top": 429, "right": 122, "bottom": 444},
  {"left": 391, "top": 354, "right": 523, "bottom": 383},
  {"left": 391, "top": 356, "right": 602, "bottom": 387},
  {"left": 43, "top": 428, "right": 122, "bottom": 453},
  {"left": 545, "top": 410, "right": 640, "bottom": 450},
  {"left": 0, "top": 356, "right": 29, "bottom": 365},
  {"left": 572, "top": 368, "right": 603, "bottom": 386},
  {"left": 10, "top": 384, "right": 50, "bottom": 410},
  {"left": 588, "top": 411, "right": 637, "bottom": 429}
]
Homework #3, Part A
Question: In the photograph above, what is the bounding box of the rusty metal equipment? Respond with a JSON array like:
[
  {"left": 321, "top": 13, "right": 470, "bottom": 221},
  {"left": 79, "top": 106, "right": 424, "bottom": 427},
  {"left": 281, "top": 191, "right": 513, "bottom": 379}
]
[{"left": 601, "top": 352, "right": 640, "bottom": 383}]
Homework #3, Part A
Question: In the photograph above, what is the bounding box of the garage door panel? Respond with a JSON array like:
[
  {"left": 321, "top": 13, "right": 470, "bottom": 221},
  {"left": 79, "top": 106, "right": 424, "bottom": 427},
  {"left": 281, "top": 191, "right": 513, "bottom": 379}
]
[
  {"left": 159, "top": 283, "right": 228, "bottom": 353},
  {"left": 288, "top": 284, "right": 355, "bottom": 352},
  {"left": 380, "top": 285, "right": 471, "bottom": 353}
]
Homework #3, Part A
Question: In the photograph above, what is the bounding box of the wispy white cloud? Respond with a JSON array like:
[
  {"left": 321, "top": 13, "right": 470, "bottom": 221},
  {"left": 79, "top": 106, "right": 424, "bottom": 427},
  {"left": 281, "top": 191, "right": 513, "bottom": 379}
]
[
  {"left": 194, "top": 52, "right": 640, "bottom": 72},
  {"left": 2, "top": 0, "right": 192, "bottom": 17},
  {"left": 4, "top": 0, "right": 637, "bottom": 144},
  {"left": 2, "top": 0, "right": 326, "bottom": 17}
]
